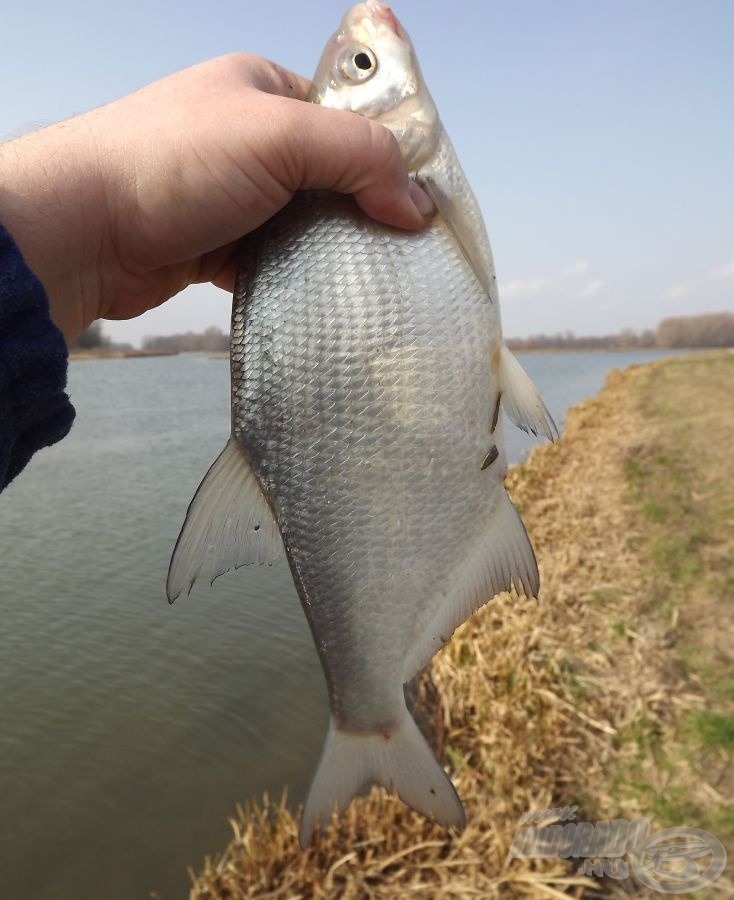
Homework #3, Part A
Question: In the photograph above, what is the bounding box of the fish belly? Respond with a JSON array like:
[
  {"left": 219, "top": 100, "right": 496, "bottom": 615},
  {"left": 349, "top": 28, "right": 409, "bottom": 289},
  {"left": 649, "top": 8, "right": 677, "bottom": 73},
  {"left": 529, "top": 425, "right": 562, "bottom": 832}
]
[{"left": 232, "top": 192, "right": 503, "bottom": 732}]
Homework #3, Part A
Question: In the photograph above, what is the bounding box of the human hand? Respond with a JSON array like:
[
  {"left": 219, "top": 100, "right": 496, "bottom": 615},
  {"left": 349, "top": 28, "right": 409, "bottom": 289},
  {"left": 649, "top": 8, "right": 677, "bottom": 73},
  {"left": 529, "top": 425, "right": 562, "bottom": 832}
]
[{"left": 0, "top": 54, "right": 434, "bottom": 345}]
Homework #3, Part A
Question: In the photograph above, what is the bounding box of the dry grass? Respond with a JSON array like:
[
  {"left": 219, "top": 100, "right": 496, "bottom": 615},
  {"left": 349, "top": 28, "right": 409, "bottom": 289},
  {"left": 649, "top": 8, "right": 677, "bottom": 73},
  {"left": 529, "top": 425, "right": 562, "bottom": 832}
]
[{"left": 184, "top": 352, "right": 733, "bottom": 900}]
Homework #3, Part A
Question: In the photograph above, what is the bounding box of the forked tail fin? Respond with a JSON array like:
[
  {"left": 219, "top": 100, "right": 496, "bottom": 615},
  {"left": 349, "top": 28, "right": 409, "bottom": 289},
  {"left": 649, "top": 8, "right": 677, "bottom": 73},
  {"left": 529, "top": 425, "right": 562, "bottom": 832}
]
[{"left": 299, "top": 709, "right": 465, "bottom": 847}]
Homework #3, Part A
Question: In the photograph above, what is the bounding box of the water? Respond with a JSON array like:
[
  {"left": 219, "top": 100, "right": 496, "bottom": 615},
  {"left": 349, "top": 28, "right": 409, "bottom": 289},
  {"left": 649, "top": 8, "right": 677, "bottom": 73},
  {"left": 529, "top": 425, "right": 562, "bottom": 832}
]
[{"left": 0, "top": 349, "right": 678, "bottom": 898}]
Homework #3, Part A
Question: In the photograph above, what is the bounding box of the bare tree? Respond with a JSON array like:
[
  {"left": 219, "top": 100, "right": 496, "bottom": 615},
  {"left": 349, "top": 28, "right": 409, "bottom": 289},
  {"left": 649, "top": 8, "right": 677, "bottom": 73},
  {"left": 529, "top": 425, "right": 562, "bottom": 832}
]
[
  {"left": 142, "top": 326, "right": 229, "bottom": 353},
  {"left": 656, "top": 313, "right": 734, "bottom": 347},
  {"left": 72, "top": 320, "right": 109, "bottom": 349}
]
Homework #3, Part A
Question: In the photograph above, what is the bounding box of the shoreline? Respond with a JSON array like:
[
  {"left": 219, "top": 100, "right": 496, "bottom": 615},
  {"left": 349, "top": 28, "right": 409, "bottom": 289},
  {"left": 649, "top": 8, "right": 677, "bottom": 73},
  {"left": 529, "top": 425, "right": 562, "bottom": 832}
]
[
  {"left": 180, "top": 352, "right": 732, "bottom": 899},
  {"left": 508, "top": 345, "right": 727, "bottom": 354},
  {"left": 68, "top": 346, "right": 730, "bottom": 361},
  {"left": 68, "top": 349, "right": 179, "bottom": 361}
]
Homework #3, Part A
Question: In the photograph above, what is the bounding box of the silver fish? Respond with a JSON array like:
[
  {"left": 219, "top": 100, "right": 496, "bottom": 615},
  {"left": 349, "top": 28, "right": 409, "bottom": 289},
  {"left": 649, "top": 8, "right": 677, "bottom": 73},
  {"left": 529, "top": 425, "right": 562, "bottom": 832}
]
[{"left": 167, "top": 0, "right": 556, "bottom": 846}]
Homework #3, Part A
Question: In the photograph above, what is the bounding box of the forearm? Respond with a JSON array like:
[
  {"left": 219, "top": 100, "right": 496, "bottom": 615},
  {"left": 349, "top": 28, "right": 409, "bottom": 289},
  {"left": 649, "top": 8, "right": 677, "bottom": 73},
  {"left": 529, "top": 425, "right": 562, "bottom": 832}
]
[
  {"left": 0, "top": 54, "right": 433, "bottom": 349},
  {"left": 0, "top": 120, "right": 106, "bottom": 345}
]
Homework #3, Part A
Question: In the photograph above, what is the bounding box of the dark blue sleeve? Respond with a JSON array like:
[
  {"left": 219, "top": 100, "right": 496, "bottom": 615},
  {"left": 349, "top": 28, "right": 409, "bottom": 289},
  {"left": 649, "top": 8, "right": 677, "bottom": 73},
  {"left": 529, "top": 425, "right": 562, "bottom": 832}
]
[{"left": 0, "top": 224, "right": 75, "bottom": 491}]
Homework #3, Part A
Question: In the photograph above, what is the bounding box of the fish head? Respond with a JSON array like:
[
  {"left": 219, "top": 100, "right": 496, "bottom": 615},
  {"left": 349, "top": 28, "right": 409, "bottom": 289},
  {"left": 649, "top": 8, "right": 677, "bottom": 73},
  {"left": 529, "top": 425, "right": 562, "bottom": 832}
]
[{"left": 308, "top": 1, "right": 440, "bottom": 170}]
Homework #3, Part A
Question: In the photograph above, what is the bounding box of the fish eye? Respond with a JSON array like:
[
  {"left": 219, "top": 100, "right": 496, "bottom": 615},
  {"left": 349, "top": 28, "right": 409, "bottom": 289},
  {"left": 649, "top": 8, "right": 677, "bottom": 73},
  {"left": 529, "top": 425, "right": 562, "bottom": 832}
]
[
  {"left": 339, "top": 46, "right": 378, "bottom": 83},
  {"left": 353, "top": 51, "right": 373, "bottom": 71}
]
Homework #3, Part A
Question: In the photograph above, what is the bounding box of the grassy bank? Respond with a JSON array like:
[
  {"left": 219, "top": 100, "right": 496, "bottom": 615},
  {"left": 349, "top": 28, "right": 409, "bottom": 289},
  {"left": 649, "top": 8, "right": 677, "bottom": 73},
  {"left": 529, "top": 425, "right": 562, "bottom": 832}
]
[{"left": 184, "top": 352, "right": 733, "bottom": 899}]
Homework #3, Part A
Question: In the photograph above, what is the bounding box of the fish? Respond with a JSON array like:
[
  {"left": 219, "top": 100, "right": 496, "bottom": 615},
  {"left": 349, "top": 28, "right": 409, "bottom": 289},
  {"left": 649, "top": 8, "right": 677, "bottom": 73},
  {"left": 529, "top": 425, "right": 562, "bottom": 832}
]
[{"left": 167, "top": 0, "right": 557, "bottom": 847}]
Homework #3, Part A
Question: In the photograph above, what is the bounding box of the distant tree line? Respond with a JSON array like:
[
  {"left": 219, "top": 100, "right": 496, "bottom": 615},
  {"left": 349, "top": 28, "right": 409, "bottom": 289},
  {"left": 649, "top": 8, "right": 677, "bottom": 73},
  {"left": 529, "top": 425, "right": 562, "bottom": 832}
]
[
  {"left": 142, "top": 326, "right": 228, "bottom": 353},
  {"left": 506, "top": 329, "right": 655, "bottom": 351},
  {"left": 71, "top": 321, "right": 133, "bottom": 352},
  {"left": 655, "top": 312, "right": 734, "bottom": 348},
  {"left": 507, "top": 313, "right": 734, "bottom": 351},
  {"left": 89, "top": 312, "right": 731, "bottom": 356},
  {"left": 71, "top": 321, "right": 109, "bottom": 349}
]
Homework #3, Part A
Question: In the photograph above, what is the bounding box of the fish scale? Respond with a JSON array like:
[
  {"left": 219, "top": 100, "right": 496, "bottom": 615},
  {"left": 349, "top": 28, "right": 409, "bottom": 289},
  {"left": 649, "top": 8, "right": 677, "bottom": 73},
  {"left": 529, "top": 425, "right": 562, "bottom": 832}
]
[{"left": 234, "top": 190, "right": 497, "bottom": 722}]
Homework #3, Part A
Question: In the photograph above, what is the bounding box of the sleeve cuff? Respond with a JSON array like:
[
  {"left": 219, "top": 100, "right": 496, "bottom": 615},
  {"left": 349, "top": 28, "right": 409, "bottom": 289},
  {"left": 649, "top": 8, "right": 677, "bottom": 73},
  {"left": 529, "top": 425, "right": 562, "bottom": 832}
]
[{"left": 0, "top": 224, "right": 76, "bottom": 490}]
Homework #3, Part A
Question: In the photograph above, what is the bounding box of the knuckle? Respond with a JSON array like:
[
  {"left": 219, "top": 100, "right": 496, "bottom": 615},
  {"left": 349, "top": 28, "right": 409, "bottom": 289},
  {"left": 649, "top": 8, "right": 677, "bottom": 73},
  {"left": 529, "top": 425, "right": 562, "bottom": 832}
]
[
  {"left": 368, "top": 123, "right": 401, "bottom": 173},
  {"left": 211, "top": 52, "right": 255, "bottom": 75},
  {"left": 225, "top": 51, "right": 260, "bottom": 70},
  {"left": 232, "top": 54, "right": 299, "bottom": 96},
  {"left": 212, "top": 53, "right": 273, "bottom": 89}
]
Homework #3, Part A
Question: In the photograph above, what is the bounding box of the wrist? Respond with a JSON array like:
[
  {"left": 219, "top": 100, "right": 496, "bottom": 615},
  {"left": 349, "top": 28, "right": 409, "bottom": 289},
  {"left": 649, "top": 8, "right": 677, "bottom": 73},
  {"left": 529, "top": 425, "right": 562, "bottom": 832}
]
[{"left": 0, "top": 119, "right": 106, "bottom": 344}]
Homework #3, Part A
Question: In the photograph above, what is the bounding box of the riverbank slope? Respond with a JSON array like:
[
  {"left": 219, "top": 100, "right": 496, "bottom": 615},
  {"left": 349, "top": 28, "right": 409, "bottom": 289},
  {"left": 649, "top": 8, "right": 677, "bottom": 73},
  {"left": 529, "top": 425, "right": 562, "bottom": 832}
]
[{"left": 186, "top": 352, "right": 733, "bottom": 899}]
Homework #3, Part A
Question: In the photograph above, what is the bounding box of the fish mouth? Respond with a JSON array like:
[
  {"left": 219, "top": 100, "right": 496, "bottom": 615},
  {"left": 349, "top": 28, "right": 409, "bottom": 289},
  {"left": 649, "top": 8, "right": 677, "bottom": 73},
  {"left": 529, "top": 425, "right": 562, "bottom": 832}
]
[
  {"left": 366, "top": 1, "right": 404, "bottom": 38},
  {"left": 345, "top": 1, "right": 407, "bottom": 42}
]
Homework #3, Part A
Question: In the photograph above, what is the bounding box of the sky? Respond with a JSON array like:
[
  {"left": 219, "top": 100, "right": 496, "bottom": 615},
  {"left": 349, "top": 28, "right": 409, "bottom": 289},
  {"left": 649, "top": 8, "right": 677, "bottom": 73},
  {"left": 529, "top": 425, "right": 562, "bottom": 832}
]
[{"left": 2, "top": 0, "right": 732, "bottom": 345}]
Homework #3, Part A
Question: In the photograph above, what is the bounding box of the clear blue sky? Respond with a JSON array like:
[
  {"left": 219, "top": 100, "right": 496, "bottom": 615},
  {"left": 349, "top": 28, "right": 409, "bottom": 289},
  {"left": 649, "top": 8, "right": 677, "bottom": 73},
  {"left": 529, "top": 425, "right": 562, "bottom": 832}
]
[{"left": 2, "top": 0, "right": 732, "bottom": 344}]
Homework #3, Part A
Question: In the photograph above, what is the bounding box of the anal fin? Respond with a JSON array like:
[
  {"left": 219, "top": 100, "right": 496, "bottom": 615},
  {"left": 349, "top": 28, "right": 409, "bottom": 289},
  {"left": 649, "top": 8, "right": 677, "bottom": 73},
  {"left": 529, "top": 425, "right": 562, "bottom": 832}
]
[
  {"left": 403, "top": 489, "right": 540, "bottom": 680},
  {"left": 167, "top": 438, "right": 283, "bottom": 602}
]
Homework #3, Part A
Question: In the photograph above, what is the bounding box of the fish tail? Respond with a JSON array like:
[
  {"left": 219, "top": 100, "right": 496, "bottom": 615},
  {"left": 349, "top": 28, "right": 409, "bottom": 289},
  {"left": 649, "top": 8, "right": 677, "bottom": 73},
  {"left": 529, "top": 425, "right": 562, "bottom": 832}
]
[{"left": 299, "top": 710, "right": 465, "bottom": 847}]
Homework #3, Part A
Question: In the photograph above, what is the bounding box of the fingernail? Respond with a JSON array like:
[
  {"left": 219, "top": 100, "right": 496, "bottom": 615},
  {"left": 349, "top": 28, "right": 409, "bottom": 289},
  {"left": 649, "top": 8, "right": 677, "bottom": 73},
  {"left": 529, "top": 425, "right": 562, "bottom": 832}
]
[{"left": 409, "top": 179, "right": 435, "bottom": 218}]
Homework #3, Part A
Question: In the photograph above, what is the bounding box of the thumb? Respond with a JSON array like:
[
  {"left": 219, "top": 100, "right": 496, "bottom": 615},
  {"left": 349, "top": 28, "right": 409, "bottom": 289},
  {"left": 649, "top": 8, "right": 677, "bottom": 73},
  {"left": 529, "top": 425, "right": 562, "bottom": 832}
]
[{"left": 275, "top": 100, "right": 435, "bottom": 230}]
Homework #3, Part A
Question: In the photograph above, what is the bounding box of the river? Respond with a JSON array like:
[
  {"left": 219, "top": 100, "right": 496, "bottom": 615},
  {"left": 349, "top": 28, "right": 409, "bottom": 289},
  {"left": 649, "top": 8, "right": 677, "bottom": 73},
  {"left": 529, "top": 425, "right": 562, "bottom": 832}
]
[{"left": 0, "top": 349, "right": 680, "bottom": 899}]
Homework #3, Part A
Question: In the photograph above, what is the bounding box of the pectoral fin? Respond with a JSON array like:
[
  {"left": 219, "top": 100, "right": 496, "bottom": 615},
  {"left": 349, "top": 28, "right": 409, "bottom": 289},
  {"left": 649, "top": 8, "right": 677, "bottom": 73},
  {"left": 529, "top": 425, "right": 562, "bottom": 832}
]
[
  {"left": 417, "top": 173, "right": 495, "bottom": 299},
  {"left": 167, "top": 438, "right": 284, "bottom": 602},
  {"left": 498, "top": 344, "right": 558, "bottom": 440}
]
